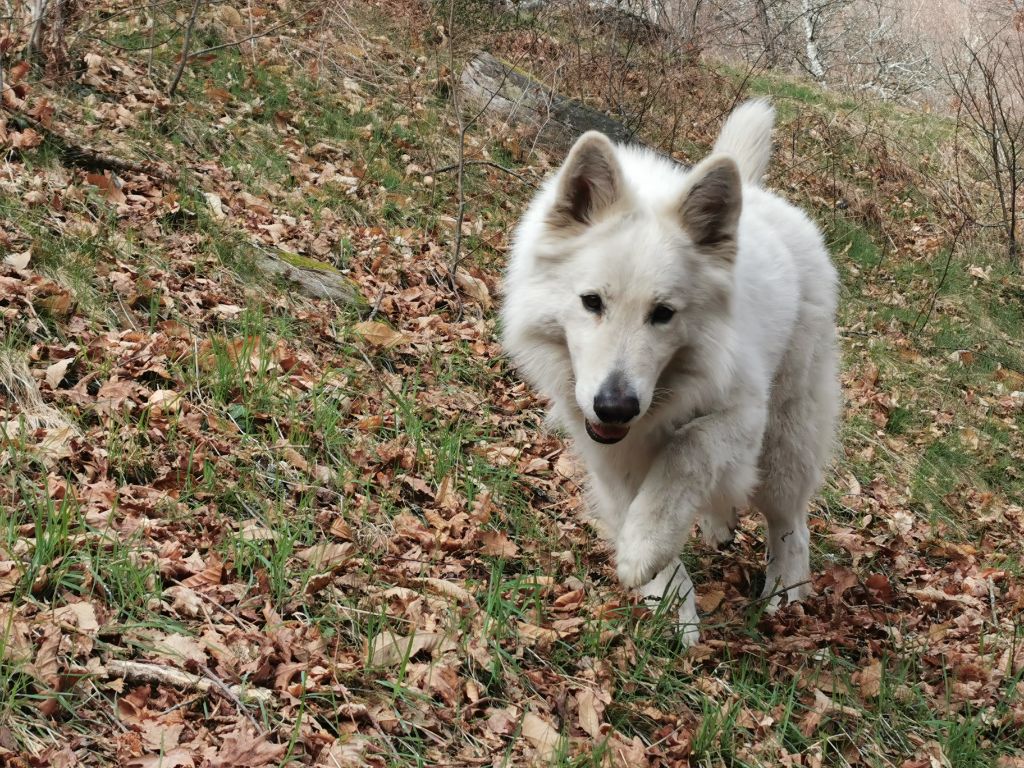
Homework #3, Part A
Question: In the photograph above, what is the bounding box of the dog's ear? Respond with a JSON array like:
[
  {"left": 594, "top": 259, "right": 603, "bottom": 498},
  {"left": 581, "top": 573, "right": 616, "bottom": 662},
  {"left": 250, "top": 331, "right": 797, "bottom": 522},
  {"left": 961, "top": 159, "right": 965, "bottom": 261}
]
[
  {"left": 548, "top": 132, "right": 624, "bottom": 228},
  {"left": 678, "top": 154, "right": 741, "bottom": 257}
]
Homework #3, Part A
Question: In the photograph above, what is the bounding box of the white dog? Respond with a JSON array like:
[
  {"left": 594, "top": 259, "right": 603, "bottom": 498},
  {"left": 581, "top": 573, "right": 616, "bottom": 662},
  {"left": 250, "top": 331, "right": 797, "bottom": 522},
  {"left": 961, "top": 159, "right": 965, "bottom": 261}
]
[{"left": 501, "top": 100, "right": 840, "bottom": 645}]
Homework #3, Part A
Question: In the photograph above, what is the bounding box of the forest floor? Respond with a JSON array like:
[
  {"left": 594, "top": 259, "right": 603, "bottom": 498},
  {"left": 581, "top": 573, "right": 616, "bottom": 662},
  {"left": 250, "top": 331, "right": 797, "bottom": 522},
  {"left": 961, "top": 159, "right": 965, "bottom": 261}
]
[{"left": 2, "top": 1, "right": 1024, "bottom": 766}]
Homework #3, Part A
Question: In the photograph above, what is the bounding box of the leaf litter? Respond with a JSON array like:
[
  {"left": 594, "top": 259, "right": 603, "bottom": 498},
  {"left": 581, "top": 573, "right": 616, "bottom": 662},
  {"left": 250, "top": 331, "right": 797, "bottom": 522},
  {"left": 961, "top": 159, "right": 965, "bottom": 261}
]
[{"left": 0, "top": 0, "right": 1023, "bottom": 766}]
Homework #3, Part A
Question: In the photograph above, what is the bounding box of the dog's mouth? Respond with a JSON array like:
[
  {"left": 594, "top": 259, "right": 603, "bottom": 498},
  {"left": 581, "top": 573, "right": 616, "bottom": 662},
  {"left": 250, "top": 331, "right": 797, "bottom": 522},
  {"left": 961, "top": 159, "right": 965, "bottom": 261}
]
[{"left": 585, "top": 420, "right": 630, "bottom": 444}]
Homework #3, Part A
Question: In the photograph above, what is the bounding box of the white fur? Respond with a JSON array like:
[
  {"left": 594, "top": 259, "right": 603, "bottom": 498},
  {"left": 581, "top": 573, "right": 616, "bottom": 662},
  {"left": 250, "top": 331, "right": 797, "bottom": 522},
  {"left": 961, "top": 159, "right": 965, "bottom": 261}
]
[{"left": 501, "top": 100, "right": 840, "bottom": 645}]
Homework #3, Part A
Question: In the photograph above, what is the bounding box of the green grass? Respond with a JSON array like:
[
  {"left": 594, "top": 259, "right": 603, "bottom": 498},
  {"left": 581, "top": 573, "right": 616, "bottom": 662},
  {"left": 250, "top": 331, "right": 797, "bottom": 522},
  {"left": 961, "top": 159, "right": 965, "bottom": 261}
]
[{"left": 3, "top": 3, "right": 1024, "bottom": 766}]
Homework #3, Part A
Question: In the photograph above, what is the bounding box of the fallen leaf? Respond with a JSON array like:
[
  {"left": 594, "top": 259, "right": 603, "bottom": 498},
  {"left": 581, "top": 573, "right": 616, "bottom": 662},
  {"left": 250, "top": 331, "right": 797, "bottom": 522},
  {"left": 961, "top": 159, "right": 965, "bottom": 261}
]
[
  {"left": 858, "top": 658, "right": 882, "bottom": 698},
  {"left": 127, "top": 749, "right": 194, "bottom": 768},
  {"left": 522, "top": 710, "right": 560, "bottom": 760},
  {"left": 147, "top": 389, "right": 182, "bottom": 413},
  {"left": 3, "top": 249, "right": 30, "bottom": 269},
  {"left": 576, "top": 688, "right": 604, "bottom": 738},
  {"left": 695, "top": 588, "right": 725, "bottom": 613},
  {"left": 480, "top": 530, "right": 518, "bottom": 558},
  {"left": 455, "top": 270, "right": 491, "bottom": 310},
  {"left": 296, "top": 542, "right": 353, "bottom": 568},
  {"left": 368, "top": 631, "right": 454, "bottom": 666},
  {"left": 86, "top": 171, "right": 126, "bottom": 204},
  {"left": 908, "top": 586, "right": 983, "bottom": 608},
  {"left": 353, "top": 320, "right": 407, "bottom": 348},
  {"left": 154, "top": 632, "right": 207, "bottom": 665},
  {"left": 45, "top": 358, "right": 73, "bottom": 389}
]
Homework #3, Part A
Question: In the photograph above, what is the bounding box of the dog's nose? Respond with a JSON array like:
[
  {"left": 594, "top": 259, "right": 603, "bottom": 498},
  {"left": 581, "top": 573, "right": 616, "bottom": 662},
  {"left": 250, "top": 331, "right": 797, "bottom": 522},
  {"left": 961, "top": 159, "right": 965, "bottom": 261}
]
[{"left": 593, "top": 376, "right": 640, "bottom": 423}]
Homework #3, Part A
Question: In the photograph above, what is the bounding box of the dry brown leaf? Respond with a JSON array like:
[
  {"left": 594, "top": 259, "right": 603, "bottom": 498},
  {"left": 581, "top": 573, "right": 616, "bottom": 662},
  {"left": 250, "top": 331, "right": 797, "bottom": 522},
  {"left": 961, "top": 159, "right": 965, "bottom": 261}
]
[
  {"left": 126, "top": 749, "right": 193, "bottom": 768},
  {"left": 607, "top": 733, "right": 650, "bottom": 767},
  {"left": 354, "top": 320, "right": 407, "bottom": 348},
  {"left": 4, "top": 249, "right": 30, "bottom": 269},
  {"left": 522, "top": 711, "right": 560, "bottom": 761},
  {"left": 480, "top": 530, "right": 518, "bottom": 558},
  {"left": 368, "top": 631, "right": 454, "bottom": 666},
  {"left": 163, "top": 586, "right": 203, "bottom": 617},
  {"left": 517, "top": 622, "right": 560, "bottom": 646},
  {"left": 576, "top": 688, "right": 604, "bottom": 739},
  {"left": 139, "top": 719, "right": 185, "bottom": 752},
  {"left": 154, "top": 632, "right": 207, "bottom": 665},
  {"left": 313, "top": 736, "right": 375, "bottom": 768},
  {"left": 416, "top": 577, "right": 475, "bottom": 604},
  {"left": 296, "top": 542, "right": 353, "bottom": 568},
  {"left": 147, "top": 389, "right": 182, "bottom": 413},
  {"left": 858, "top": 658, "right": 882, "bottom": 698},
  {"left": 695, "top": 588, "right": 725, "bottom": 613},
  {"left": 908, "top": 586, "right": 983, "bottom": 608},
  {"left": 27, "top": 625, "right": 61, "bottom": 688},
  {"left": 486, "top": 706, "right": 518, "bottom": 735},
  {"left": 207, "top": 724, "right": 286, "bottom": 767},
  {"left": 454, "top": 270, "right": 491, "bottom": 310},
  {"left": 181, "top": 556, "right": 224, "bottom": 589},
  {"left": 282, "top": 446, "right": 309, "bottom": 472},
  {"left": 45, "top": 358, "right": 73, "bottom": 389},
  {"left": 53, "top": 602, "right": 99, "bottom": 633},
  {"left": 0, "top": 561, "right": 20, "bottom": 597}
]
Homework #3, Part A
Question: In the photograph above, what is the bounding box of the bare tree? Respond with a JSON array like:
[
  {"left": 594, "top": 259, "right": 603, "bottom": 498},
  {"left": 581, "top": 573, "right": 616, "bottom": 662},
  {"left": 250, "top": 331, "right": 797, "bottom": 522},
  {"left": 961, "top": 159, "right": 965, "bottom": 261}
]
[
  {"left": 946, "top": 30, "right": 1024, "bottom": 263},
  {"left": 800, "top": 0, "right": 827, "bottom": 83}
]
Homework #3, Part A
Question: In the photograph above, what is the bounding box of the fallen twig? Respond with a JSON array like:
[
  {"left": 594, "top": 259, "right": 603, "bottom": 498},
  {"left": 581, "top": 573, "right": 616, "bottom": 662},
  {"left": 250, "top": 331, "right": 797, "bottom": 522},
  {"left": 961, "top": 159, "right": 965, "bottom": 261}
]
[
  {"left": 201, "top": 665, "right": 265, "bottom": 730},
  {"left": 1, "top": 104, "right": 178, "bottom": 182},
  {"left": 102, "top": 659, "right": 274, "bottom": 705},
  {"left": 168, "top": 0, "right": 203, "bottom": 97},
  {"left": 431, "top": 159, "right": 535, "bottom": 186}
]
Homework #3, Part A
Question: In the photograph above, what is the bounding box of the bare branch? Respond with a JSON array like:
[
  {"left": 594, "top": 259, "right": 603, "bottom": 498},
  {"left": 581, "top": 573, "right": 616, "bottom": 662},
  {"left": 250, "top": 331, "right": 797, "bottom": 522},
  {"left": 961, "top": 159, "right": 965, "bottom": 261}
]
[{"left": 168, "top": 0, "right": 202, "bottom": 98}]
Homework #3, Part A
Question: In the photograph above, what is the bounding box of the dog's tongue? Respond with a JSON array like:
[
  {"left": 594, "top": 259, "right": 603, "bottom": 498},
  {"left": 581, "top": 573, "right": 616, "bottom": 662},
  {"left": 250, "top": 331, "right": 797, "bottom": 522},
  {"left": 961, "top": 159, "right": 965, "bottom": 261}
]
[{"left": 586, "top": 420, "right": 629, "bottom": 442}]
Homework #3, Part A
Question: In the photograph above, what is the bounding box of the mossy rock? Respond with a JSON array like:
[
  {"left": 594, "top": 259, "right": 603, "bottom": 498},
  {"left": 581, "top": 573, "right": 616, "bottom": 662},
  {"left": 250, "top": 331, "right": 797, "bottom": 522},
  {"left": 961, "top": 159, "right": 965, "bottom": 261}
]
[{"left": 254, "top": 248, "right": 361, "bottom": 305}]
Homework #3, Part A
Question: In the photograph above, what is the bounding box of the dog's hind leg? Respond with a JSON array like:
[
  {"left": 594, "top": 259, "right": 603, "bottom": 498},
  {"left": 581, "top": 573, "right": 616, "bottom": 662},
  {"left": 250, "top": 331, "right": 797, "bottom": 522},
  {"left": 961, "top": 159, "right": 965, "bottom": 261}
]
[
  {"left": 639, "top": 557, "right": 700, "bottom": 647},
  {"left": 755, "top": 331, "right": 839, "bottom": 610},
  {"left": 698, "top": 500, "right": 739, "bottom": 549}
]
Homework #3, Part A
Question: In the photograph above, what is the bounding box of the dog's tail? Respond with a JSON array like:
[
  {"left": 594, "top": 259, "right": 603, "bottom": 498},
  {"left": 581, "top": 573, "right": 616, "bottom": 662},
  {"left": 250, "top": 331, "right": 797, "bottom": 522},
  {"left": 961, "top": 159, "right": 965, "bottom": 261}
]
[{"left": 712, "top": 99, "right": 775, "bottom": 187}]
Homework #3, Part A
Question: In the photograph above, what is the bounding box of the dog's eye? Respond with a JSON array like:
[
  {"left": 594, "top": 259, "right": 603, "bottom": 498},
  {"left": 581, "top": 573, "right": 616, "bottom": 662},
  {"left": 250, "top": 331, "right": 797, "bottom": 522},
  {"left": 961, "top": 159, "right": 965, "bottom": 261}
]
[
  {"left": 581, "top": 294, "right": 603, "bottom": 314},
  {"left": 650, "top": 304, "right": 675, "bottom": 325}
]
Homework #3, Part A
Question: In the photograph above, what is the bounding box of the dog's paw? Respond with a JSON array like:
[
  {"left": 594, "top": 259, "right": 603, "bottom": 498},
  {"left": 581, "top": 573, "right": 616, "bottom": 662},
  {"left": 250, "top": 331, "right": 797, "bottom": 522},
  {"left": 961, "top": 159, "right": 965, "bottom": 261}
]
[
  {"left": 675, "top": 608, "right": 701, "bottom": 647},
  {"left": 761, "top": 567, "right": 812, "bottom": 613},
  {"left": 641, "top": 580, "right": 701, "bottom": 646},
  {"left": 616, "top": 519, "right": 677, "bottom": 588},
  {"left": 698, "top": 512, "right": 736, "bottom": 549},
  {"left": 616, "top": 547, "right": 659, "bottom": 589}
]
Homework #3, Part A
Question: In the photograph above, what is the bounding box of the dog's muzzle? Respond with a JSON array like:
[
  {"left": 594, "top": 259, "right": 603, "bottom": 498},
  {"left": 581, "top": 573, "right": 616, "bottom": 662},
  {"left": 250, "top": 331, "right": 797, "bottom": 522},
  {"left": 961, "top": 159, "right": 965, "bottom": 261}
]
[
  {"left": 585, "top": 419, "right": 630, "bottom": 444},
  {"left": 587, "top": 373, "right": 638, "bottom": 443}
]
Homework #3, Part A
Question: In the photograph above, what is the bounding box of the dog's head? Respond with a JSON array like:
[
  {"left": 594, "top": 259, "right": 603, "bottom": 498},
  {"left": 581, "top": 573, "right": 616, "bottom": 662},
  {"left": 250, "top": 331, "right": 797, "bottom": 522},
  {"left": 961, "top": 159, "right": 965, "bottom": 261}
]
[{"left": 510, "top": 132, "right": 741, "bottom": 445}]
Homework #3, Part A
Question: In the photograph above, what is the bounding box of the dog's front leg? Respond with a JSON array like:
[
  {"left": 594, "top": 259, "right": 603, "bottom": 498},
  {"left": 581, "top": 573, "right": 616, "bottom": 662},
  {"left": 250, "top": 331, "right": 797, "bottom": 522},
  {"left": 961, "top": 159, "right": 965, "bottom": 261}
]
[
  {"left": 615, "top": 397, "right": 767, "bottom": 590},
  {"left": 638, "top": 557, "right": 700, "bottom": 646}
]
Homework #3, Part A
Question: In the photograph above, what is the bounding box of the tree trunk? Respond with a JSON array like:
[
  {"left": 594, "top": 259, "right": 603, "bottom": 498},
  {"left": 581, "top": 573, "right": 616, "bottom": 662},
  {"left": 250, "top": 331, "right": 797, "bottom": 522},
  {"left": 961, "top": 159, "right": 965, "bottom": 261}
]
[{"left": 801, "top": 0, "right": 826, "bottom": 84}]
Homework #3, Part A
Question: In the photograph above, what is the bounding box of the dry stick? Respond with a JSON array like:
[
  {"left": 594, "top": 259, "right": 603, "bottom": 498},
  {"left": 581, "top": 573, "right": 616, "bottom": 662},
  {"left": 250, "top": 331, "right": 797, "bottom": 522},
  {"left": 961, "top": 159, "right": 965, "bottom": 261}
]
[
  {"left": 201, "top": 665, "right": 265, "bottom": 731},
  {"left": 49, "top": 0, "right": 69, "bottom": 76},
  {"left": 102, "top": 659, "right": 274, "bottom": 705},
  {"left": 147, "top": 0, "right": 158, "bottom": 80},
  {"left": 1, "top": 103, "right": 178, "bottom": 181},
  {"left": 185, "top": 5, "right": 319, "bottom": 60},
  {"left": 447, "top": 0, "right": 467, "bottom": 310},
  {"left": 27, "top": 0, "right": 47, "bottom": 59},
  {"left": 168, "top": 0, "right": 202, "bottom": 98},
  {"left": 445, "top": 31, "right": 518, "bottom": 296},
  {"left": 912, "top": 220, "right": 967, "bottom": 334},
  {"left": 432, "top": 159, "right": 535, "bottom": 186}
]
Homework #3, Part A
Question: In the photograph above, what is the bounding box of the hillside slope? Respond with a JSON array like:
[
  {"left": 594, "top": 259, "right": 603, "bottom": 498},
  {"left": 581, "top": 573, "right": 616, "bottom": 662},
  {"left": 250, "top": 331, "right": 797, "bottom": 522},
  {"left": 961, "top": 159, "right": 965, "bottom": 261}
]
[{"left": 1, "top": 2, "right": 1023, "bottom": 766}]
